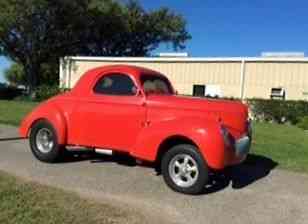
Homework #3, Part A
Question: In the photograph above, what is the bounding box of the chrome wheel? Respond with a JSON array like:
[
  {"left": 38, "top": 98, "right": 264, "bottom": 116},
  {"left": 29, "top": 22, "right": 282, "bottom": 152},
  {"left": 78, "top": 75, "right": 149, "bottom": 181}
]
[
  {"left": 35, "top": 128, "right": 54, "bottom": 153},
  {"left": 168, "top": 154, "right": 199, "bottom": 188}
]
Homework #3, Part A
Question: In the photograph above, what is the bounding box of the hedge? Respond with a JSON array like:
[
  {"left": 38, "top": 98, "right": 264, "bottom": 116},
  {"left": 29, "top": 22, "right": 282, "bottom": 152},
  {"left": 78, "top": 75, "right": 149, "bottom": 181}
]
[
  {"left": 247, "top": 99, "right": 308, "bottom": 124},
  {"left": 297, "top": 116, "right": 308, "bottom": 130},
  {"left": 35, "top": 85, "right": 61, "bottom": 101}
]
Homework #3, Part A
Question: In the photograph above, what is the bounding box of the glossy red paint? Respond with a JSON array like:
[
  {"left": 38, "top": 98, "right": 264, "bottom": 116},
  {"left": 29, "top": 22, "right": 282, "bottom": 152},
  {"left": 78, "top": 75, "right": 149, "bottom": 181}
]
[{"left": 20, "top": 65, "right": 251, "bottom": 170}]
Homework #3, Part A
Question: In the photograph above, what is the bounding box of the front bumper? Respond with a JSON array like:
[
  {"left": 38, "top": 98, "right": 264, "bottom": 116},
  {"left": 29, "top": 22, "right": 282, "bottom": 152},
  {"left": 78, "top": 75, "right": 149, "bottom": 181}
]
[
  {"left": 223, "top": 134, "right": 251, "bottom": 167},
  {"left": 235, "top": 135, "right": 251, "bottom": 157},
  {"left": 222, "top": 120, "right": 252, "bottom": 167}
]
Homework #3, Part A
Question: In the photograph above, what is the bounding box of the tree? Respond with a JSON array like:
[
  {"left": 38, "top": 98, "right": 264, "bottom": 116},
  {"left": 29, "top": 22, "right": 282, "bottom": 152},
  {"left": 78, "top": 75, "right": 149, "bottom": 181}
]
[
  {"left": 4, "top": 63, "right": 26, "bottom": 86},
  {"left": 5, "top": 62, "right": 58, "bottom": 87},
  {"left": 0, "top": 0, "right": 191, "bottom": 95},
  {"left": 0, "top": 0, "right": 91, "bottom": 94},
  {"left": 87, "top": 0, "right": 191, "bottom": 56}
]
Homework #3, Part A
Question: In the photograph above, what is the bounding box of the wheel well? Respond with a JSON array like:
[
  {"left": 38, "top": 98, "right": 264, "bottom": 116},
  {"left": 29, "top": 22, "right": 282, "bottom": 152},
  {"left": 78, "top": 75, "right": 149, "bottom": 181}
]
[
  {"left": 27, "top": 118, "right": 46, "bottom": 137},
  {"left": 155, "top": 135, "right": 198, "bottom": 172}
]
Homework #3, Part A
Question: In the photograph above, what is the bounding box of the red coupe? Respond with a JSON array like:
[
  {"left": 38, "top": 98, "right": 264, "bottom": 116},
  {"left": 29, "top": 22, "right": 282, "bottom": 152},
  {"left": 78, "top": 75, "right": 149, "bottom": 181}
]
[{"left": 20, "top": 65, "right": 251, "bottom": 194}]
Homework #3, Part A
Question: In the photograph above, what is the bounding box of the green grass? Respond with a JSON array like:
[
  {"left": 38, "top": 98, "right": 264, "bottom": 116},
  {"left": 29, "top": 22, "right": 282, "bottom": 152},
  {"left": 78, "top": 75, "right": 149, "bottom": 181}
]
[
  {"left": 0, "top": 100, "right": 308, "bottom": 173},
  {"left": 0, "top": 171, "right": 138, "bottom": 224},
  {"left": 252, "top": 122, "right": 308, "bottom": 173},
  {"left": 0, "top": 100, "right": 38, "bottom": 126}
]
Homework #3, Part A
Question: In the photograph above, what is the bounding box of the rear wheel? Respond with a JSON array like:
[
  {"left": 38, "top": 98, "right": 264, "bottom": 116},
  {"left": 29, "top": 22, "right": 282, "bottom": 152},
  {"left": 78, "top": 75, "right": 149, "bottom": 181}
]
[
  {"left": 29, "top": 120, "right": 64, "bottom": 163},
  {"left": 161, "top": 144, "right": 209, "bottom": 194}
]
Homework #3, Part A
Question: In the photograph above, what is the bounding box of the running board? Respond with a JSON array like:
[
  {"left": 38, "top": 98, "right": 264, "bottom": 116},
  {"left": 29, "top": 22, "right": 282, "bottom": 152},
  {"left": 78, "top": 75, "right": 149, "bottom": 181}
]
[{"left": 95, "top": 148, "right": 113, "bottom": 155}]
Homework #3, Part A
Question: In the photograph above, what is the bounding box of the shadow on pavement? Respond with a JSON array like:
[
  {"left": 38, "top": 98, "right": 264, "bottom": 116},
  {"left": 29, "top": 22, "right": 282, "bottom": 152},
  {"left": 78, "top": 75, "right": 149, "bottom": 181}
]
[
  {"left": 60, "top": 150, "right": 139, "bottom": 167},
  {"left": 57, "top": 151, "right": 278, "bottom": 194},
  {"left": 204, "top": 154, "right": 278, "bottom": 194},
  {"left": 0, "top": 137, "right": 24, "bottom": 142},
  {"left": 90, "top": 153, "right": 138, "bottom": 167}
]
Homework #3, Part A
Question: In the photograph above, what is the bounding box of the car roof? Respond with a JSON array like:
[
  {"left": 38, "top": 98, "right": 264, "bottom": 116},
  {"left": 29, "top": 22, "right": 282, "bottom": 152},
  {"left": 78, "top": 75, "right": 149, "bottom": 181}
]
[{"left": 71, "top": 64, "right": 166, "bottom": 95}]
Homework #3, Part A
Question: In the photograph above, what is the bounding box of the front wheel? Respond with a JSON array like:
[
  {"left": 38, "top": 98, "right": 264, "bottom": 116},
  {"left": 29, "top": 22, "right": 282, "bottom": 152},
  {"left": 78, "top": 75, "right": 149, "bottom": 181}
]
[
  {"left": 161, "top": 144, "right": 209, "bottom": 195},
  {"left": 29, "top": 120, "right": 64, "bottom": 163}
]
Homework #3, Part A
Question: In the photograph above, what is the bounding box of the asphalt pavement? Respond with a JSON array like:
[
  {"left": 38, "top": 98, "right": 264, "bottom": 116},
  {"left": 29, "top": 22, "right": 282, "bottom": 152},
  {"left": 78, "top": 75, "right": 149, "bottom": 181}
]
[{"left": 1, "top": 124, "right": 308, "bottom": 224}]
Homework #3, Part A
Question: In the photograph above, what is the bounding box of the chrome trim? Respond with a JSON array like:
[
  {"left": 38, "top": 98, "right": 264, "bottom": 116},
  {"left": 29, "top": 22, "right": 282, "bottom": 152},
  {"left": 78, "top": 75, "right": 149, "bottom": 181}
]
[
  {"left": 168, "top": 154, "right": 199, "bottom": 188},
  {"left": 235, "top": 135, "right": 251, "bottom": 157},
  {"left": 36, "top": 128, "right": 54, "bottom": 153}
]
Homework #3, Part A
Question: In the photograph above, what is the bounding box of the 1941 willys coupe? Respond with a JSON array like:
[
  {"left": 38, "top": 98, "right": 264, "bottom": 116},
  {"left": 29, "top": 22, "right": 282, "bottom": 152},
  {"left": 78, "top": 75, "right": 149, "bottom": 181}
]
[{"left": 20, "top": 65, "right": 252, "bottom": 194}]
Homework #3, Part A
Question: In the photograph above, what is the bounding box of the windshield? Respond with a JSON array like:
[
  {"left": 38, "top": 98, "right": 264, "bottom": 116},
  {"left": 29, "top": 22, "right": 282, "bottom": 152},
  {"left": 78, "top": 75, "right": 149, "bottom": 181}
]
[{"left": 140, "top": 74, "right": 173, "bottom": 95}]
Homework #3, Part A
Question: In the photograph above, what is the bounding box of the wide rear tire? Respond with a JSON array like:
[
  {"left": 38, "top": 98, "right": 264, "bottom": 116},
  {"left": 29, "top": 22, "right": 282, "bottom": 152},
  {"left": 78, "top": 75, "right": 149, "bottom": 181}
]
[{"left": 29, "top": 120, "right": 64, "bottom": 163}]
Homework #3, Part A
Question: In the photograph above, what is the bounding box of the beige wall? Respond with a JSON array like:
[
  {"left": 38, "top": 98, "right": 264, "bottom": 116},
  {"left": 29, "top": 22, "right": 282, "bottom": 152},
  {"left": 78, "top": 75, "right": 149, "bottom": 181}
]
[
  {"left": 62, "top": 60, "right": 243, "bottom": 98},
  {"left": 244, "top": 62, "right": 308, "bottom": 100},
  {"left": 60, "top": 58, "right": 308, "bottom": 100}
]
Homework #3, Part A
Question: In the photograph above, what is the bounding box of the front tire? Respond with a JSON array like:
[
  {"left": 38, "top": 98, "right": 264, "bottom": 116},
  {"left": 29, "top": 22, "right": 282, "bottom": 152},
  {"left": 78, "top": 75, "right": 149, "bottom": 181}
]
[
  {"left": 161, "top": 144, "right": 209, "bottom": 194},
  {"left": 29, "top": 120, "right": 64, "bottom": 163}
]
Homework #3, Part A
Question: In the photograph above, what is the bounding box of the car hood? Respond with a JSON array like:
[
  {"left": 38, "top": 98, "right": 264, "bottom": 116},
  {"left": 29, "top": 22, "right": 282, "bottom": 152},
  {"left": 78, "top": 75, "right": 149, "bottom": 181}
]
[{"left": 147, "top": 95, "right": 249, "bottom": 136}]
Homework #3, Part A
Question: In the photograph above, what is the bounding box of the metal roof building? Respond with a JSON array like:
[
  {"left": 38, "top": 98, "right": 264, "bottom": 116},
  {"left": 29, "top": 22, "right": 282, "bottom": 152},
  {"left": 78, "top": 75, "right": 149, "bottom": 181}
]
[{"left": 60, "top": 56, "right": 308, "bottom": 100}]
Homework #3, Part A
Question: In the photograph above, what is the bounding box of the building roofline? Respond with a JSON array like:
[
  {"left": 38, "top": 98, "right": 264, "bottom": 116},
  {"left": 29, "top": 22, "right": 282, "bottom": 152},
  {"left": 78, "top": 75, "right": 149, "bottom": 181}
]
[{"left": 65, "top": 56, "right": 308, "bottom": 63}]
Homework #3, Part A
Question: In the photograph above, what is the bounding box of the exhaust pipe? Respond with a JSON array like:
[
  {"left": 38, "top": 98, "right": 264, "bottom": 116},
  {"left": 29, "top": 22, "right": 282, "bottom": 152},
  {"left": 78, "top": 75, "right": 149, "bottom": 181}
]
[{"left": 95, "top": 148, "right": 113, "bottom": 156}]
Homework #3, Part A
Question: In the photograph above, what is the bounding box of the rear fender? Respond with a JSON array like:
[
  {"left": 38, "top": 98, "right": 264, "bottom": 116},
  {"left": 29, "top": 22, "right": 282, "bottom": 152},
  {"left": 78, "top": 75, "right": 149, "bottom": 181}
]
[{"left": 19, "top": 101, "right": 67, "bottom": 145}]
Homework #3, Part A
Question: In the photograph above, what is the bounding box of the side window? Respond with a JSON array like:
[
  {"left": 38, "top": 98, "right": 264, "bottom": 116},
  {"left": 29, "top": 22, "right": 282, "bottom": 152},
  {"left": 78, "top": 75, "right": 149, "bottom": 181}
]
[{"left": 94, "top": 73, "right": 137, "bottom": 96}]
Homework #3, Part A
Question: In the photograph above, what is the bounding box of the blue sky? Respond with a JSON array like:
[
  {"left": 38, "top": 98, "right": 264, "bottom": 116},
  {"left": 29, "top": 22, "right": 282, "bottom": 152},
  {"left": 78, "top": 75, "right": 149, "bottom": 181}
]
[
  {"left": 142, "top": 0, "right": 308, "bottom": 57},
  {"left": 0, "top": 57, "right": 11, "bottom": 83},
  {"left": 1, "top": 0, "right": 308, "bottom": 82}
]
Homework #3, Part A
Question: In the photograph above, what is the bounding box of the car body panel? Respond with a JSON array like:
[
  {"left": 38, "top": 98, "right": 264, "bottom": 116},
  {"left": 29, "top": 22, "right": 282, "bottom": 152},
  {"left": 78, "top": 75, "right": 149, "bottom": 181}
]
[
  {"left": 69, "top": 95, "right": 146, "bottom": 150},
  {"left": 19, "top": 99, "right": 68, "bottom": 145},
  {"left": 20, "top": 64, "right": 251, "bottom": 170}
]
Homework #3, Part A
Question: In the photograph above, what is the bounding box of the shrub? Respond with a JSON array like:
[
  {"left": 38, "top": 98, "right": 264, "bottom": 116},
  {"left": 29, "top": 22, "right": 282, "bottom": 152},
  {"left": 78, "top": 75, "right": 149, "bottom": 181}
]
[
  {"left": 297, "top": 116, "right": 308, "bottom": 130},
  {"left": 35, "top": 85, "right": 61, "bottom": 101},
  {"left": 13, "top": 94, "right": 34, "bottom": 102},
  {"left": 247, "top": 99, "right": 308, "bottom": 124}
]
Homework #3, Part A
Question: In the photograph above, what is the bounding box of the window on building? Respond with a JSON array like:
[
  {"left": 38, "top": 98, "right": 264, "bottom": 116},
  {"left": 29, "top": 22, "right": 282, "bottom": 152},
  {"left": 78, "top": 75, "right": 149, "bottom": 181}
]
[
  {"left": 94, "top": 73, "right": 137, "bottom": 96},
  {"left": 193, "top": 85, "right": 206, "bottom": 97},
  {"left": 270, "top": 87, "right": 286, "bottom": 100}
]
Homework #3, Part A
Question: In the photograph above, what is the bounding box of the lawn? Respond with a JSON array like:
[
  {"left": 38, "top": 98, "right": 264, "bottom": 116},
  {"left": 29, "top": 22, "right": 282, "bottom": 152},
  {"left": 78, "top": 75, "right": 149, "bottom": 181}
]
[
  {"left": 0, "top": 100, "right": 38, "bottom": 126},
  {"left": 0, "top": 99, "right": 307, "bottom": 173},
  {"left": 0, "top": 171, "right": 139, "bottom": 224},
  {"left": 252, "top": 122, "right": 308, "bottom": 173}
]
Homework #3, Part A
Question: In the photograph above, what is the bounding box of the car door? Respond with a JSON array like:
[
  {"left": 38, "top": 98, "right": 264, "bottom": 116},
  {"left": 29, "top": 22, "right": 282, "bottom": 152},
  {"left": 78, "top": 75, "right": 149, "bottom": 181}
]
[{"left": 73, "top": 72, "right": 146, "bottom": 151}]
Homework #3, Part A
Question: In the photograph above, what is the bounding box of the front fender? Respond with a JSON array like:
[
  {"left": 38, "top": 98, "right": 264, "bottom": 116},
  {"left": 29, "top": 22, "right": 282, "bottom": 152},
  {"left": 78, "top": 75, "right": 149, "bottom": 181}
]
[
  {"left": 131, "top": 117, "right": 225, "bottom": 169},
  {"left": 19, "top": 100, "right": 67, "bottom": 145}
]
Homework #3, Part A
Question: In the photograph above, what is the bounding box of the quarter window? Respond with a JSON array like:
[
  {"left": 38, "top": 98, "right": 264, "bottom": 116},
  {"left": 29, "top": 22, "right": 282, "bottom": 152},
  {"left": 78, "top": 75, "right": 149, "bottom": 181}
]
[
  {"left": 94, "top": 73, "right": 137, "bottom": 96},
  {"left": 141, "top": 74, "right": 173, "bottom": 95}
]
